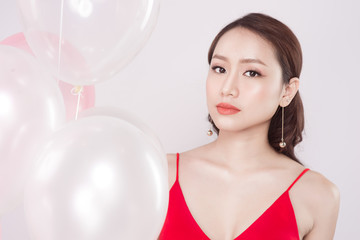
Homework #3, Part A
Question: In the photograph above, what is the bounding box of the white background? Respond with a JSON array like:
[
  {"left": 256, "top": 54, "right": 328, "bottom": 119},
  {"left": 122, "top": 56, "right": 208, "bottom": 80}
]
[{"left": 1, "top": 0, "right": 359, "bottom": 239}]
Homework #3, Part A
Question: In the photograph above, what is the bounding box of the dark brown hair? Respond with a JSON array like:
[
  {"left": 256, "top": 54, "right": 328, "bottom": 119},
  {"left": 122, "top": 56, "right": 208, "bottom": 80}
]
[{"left": 207, "top": 13, "right": 304, "bottom": 164}]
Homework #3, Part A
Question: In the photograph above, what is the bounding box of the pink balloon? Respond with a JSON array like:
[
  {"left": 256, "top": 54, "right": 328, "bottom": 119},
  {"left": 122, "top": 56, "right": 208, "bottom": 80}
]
[
  {"left": 0, "top": 33, "right": 95, "bottom": 120},
  {"left": 0, "top": 32, "right": 33, "bottom": 53}
]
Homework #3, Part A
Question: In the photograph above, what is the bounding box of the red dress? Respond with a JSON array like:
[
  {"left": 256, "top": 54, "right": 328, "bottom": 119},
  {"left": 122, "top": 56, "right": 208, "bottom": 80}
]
[{"left": 159, "top": 153, "right": 309, "bottom": 240}]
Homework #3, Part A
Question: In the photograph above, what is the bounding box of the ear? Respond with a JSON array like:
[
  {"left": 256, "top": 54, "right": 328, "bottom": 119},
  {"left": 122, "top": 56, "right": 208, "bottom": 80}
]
[{"left": 280, "top": 77, "right": 299, "bottom": 107}]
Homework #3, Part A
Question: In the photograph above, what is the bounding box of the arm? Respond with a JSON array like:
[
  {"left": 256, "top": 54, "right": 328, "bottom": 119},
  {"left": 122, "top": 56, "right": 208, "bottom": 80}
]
[{"left": 303, "top": 173, "right": 340, "bottom": 240}]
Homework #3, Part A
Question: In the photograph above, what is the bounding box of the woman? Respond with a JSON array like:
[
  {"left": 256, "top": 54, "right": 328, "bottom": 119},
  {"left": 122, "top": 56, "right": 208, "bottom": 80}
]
[{"left": 159, "top": 13, "right": 339, "bottom": 240}]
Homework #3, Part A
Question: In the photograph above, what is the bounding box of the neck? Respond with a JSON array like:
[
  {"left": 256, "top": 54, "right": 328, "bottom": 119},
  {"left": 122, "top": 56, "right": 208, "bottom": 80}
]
[{"left": 210, "top": 122, "right": 276, "bottom": 169}]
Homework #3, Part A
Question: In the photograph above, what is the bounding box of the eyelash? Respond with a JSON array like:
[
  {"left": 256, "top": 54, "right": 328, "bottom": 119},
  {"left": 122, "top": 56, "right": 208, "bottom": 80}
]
[
  {"left": 244, "top": 70, "right": 261, "bottom": 78},
  {"left": 212, "top": 66, "right": 226, "bottom": 74},
  {"left": 211, "top": 66, "right": 261, "bottom": 78}
]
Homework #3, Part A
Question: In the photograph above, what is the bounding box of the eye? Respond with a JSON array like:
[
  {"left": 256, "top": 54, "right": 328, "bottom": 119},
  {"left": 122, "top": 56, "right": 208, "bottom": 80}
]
[
  {"left": 212, "top": 66, "right": 226, "bottom": 74},
  {"left": 244, "top": 70, "right": 261, "bottom": 78}
]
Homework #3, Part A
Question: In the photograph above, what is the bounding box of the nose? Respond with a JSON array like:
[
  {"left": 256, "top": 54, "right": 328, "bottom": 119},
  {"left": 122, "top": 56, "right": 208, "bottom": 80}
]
[{"left": 221, "top": 71, "right": 239, "bottom": 97}]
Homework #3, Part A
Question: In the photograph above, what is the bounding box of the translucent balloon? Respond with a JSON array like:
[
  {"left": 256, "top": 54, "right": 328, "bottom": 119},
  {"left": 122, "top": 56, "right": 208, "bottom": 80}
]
[
  {"left": 0, "top": 45, "right": 65, "bottom": 215},
  {"left": 24, "top": 116, "right": 168, "bottom": 240},
  {"left": 0, "top": 33, "right": 96, "bottom": 120},
  {"left": 17, "top": 0, "right": 161, "bottom": 85}
]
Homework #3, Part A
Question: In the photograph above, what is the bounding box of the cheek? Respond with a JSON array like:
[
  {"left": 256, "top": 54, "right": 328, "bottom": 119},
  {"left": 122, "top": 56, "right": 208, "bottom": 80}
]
[
  {"left": 206, "top": 77, "right": 219, "bottom": 102},
  {"left": 240, "top": 82, "right": 264, "bottom": 103},
  {"left": 242, "top": 81, "right": 282, "bottom": 112}
]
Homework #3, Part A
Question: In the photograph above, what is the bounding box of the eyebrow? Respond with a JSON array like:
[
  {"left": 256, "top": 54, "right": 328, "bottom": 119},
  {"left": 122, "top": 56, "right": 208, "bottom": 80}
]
[{"left": 212, "top": 54, "right": 267, "bottom": 66}]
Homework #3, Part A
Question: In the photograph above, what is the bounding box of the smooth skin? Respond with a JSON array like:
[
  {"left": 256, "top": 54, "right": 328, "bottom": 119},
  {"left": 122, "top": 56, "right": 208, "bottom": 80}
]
[{"left": 166, "top": 27, "right": 340, "bottom": 240}]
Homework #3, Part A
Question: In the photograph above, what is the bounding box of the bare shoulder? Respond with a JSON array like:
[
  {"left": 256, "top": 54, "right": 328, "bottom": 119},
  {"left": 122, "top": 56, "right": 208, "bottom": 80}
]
[
  {"left": 293, "top": 169, "right": 340, "bottom": 239},
  {"left": 275, "top": 156, "right": 339, "bottom": 208},
  {"left": 166, "top": 144, "right": 212, "bottom": 190},
  {"left": 166, "top": 153, "right": 177, "bottom": 190},
  {"left": 301, "top": 170, "right": 340, "bottom": 203},
  {"left": 297, "top": 170, "right": 340, "bottom": 213}
]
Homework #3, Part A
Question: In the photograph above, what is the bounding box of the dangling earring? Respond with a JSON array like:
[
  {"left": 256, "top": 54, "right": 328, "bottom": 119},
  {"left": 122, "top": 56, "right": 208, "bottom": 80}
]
[
  {"left": 207, "top": 125, "right": 213, "bottom": 136},
  {"left": 207, "top": 114, "right": 214, "bottom": 136},
  {"left": 279, "top": 106, "right": 286, "bottom": 148}
]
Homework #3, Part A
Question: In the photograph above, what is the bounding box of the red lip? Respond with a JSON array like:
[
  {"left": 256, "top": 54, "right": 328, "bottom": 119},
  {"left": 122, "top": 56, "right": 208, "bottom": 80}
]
[{"left": 216, "top": 102, "right": 240, "bottom": 115}]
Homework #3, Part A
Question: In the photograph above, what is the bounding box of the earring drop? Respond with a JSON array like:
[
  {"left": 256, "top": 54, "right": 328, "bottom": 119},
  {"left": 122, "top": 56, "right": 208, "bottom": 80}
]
[
  {"left": 207, "top": 122, "right": 213, "bottom": 136},
  {"left": 279, "top": 106, "right": 286, "bottom": 148}
]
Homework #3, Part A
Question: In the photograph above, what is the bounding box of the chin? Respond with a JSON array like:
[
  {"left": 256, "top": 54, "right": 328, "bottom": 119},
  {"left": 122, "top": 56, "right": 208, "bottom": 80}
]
[{"left": 212, "top": 119, "right": 241, "bottom": 132}]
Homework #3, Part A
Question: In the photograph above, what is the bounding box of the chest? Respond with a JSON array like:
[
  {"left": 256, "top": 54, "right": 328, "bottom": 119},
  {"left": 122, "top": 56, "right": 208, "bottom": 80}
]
[
  {"left": 160, "top": 180, "right": 304, "bottom": 240},
  {"left": 183, "top": 176, "right": 298, "bottom": 239}
]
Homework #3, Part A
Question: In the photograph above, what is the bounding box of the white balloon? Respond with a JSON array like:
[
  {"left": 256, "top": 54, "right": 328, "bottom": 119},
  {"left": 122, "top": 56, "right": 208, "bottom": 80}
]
[
  {"left": 0, "top": 45, "right": 65, "bottom": 215},
  {"left": 24, "top": 116, "right": 168, "bottom": 240},
  {"left": 17, "top": 0, "right": 161, "bottom": 85},
  {"left": 79, "top": 106, "right": 165, "bottom": 162}
]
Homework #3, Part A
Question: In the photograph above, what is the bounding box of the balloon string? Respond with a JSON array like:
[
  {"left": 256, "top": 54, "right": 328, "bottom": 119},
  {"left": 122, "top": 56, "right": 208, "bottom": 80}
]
[
  {"left": 57, "top": 0, "right": 65, "bottom": 84},
  {"left": 71, "top": 86, "right": 84, "bottom": 120}
]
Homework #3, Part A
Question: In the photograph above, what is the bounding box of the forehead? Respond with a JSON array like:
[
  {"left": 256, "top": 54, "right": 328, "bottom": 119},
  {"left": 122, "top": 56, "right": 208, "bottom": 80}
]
[{"left": 213, "top": 27, "right": 278, "bottom": 64}]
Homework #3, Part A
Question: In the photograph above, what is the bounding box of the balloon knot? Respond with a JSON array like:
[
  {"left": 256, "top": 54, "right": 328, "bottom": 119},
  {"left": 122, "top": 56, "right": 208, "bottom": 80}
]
[{"left": 71, "top": 86, "right": 84, "bottom": 96}]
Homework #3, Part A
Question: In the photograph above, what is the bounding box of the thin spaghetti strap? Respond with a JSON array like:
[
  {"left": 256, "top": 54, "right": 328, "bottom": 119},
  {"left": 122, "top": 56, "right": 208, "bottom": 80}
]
[
  {"left": 286, "top": 168, "right": 310, "bottom": 192},
  {"left": 176, "top": 153, "right": 180, "bottom": 181}
]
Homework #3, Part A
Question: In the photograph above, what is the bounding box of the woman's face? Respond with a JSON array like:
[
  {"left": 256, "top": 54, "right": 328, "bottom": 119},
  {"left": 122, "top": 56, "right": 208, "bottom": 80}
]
[{"left": 206, "top": 27, "right": 284, "bottom": 134}]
